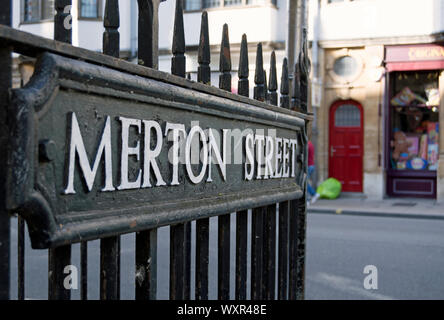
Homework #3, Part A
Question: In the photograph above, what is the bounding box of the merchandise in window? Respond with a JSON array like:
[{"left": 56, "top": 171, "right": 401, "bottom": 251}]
[{"left": 389, "top": 71, "right": 440, "bottom": 171}]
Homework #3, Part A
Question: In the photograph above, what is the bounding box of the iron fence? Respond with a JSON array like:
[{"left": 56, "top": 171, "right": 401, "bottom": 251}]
[{"left": 0, "top": 0, "right": 311, "bottom": 300}]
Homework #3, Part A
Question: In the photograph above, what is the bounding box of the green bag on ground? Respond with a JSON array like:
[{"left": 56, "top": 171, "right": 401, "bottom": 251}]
[{"left": 315, "top": 178, "right": 342, "bottom": 200}]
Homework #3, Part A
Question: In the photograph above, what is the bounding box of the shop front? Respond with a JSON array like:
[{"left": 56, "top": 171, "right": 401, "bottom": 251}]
[{"left": 385, "top": 43, "right": 444, "bottom": 198}]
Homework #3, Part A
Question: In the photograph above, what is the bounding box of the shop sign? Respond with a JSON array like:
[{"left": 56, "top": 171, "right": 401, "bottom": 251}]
[
  {"left": 6, "top": 53, "right": 305, "bottom": 248},
  {"left": 386, "top": 44, "right": 444, "bottom": 62}
]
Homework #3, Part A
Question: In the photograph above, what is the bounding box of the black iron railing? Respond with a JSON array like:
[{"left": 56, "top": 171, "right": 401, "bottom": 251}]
[{"left": 0, "top": 0, "right": 310, "bottom": 300}]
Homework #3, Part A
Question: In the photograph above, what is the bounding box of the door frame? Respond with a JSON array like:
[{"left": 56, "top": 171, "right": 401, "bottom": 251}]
[{"left": 328, "top": 99, "right": 364, "bottom": 192}]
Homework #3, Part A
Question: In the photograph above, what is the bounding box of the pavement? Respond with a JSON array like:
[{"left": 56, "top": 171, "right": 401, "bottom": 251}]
[{"left": 307, "top": 192, "right": 444, "bottom": 220}]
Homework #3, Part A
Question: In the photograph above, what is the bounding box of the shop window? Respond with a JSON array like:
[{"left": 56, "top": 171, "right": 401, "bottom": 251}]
[
  {"left": 22, "top": 0, "right": 54, "bottom": 22},
  {"left": 334, "top": 104, "right": 361, "bottom": 127},
  {"left": 389, "top": 71, "right": 440, "bottom": 171},
  {"left": 79, "top": 0, "right": 101, "bottom": 19}
]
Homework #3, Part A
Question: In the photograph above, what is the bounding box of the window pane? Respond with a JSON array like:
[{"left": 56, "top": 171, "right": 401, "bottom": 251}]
[
  {"left": 185, "top": 0, "right": 201, "bottom": 10},
  {"left": 203, "top": 0, "right": 220, "bottom": 8},
  {"left": 224, "top": 0, "right": 242, "bottom": 6},
  {"left": 333, "top": 56, "right": 358, "bottom": 77},
  {"left": 24, "top": 0, "right": 40, "bottom": 22},
  {"left": 81, "top": 0, "right": 98, "bottom": 18},
  {"left": 247, "top": 0, "right": 267, "bottom": 4},
  {"left": 42, "top": 0, "right": 55, "bottom": 20},
  {"left": 335, "top": 104, "right": 361, "bottom": 127}
]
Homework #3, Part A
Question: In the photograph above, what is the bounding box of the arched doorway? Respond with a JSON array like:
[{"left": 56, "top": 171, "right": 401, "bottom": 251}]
[{"left": 329, "top": 100, "right": 364, "bottom": 192}]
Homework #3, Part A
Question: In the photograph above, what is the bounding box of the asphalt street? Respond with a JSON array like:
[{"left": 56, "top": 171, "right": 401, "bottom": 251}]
[{"left": 8, "top": 212, "right": 444, "bottom": 300}]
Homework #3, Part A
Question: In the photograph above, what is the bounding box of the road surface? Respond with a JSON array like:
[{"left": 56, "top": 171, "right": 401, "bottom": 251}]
[{"left": 8, "top": 212, "right": 444, "bottom": 299}]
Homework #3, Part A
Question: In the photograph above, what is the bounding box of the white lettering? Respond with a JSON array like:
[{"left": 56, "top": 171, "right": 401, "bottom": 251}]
[
  {"left": 117, "top": 117, "right": 142, "bottom": 190},
  {"left": 64, "top": 112, "right": 115, "bottom": 194},
  {"left": 142, "top": 120, "right": 166, "bottom": 188}
]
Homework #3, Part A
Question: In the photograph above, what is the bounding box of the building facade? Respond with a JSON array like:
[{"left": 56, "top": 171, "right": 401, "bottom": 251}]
[
  {"left": 12, "top": 0, "right": 294, "bottom": 98},
  {"left": 308, "top": 0, "right": 444, "bottom": 201}
]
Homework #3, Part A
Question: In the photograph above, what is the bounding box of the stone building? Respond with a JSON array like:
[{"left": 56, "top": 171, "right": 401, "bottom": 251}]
[{"left": 308, "top": 0, "right": 444, "bottom": 201}]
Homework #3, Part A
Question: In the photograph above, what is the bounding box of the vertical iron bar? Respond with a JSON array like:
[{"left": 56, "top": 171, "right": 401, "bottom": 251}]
[
  {"left": 170, "top": 224, "right": 185, "bottom": 300},
  {"left": 217, "top": 23, "right": 232, "bottom": 300},
  {"left": 195, "top": 219, "right": 209, "bottom": 300},
  {"left": 263, "top": 204, "right": 276, "bottom": 300},
  {"left": 219, "top": 24, "right": 231, "bottom": 92},
  {"left": 235, "top": 210, "right": 247, "bottom": 300},
  {"left": 80, "top": 242, "right": 88, "bottom": 300},
  {"left": 254, "top": 43, "right": 265, "bottom": 102},
  {"left": 268, "top": 51, "right": 278, "bottom": 106},
  {"left": 237, "top": 34, "right": 249, "bottom": 98},
  {"left": 263, "top": 54, "right": 278, "bottom": 299},
  {"left": 197, "top": 11, "right": 210, "bottom": 85},
  {"left": 172, "top": 0, "right": 186, "bottom": 77},
  {"left": 17, "top": 216, "right": 25, "bottom": 300},
  {"left": 100, "top": 237, "right": 119, "bottom": 300},
  {"left": 278, "top": 201, "right": 289, "bottom": 300},
  {"left": 54, "top": 0, "right": 72, "bottom": 44},
  {"left": 184, "top": 222, "right": 191, "bottom": 300},
  {"left": 103, "top": 0, "right": 120, "bottom": 58},
  {"left": 170, "top": 0, "right": 189, "bottom": 300},
  {"left": 292, "top": 60, "right": 301, "bottom": 112},
  {"left": 295, "top": 31, "right": 310, "bottom": 297},
  {"left": 296, "top": 197, "right": 307, "bottom": 300},
  {"left": 0, "top": 0, "right": 12, "bottom": 300},
  {"left": 251, "top": 207, "right": 264, "bottom": 300},
  {"left": 195, "top": 12, "right": 210, "bottom": 300},
  {"left": 288, "top": 199, "right": 298, "bottom": 300},
  {"left": 48, "top": 245, "right": 72, "bottom": 300},
  {"left": 251, "top": 43, "right": 267, "bottom": 300},
  {"left": 137, "top": 0, "right": 161, "bottom": 69},
  {"left": 100, "top": 0, "right": 120, "bottom": 300},
  {"left": 280, "top": 58, "right": 290, "bottom": 109},
  {"left": 263, "top": 70, "right": 268, "bottom": 103},
  {"left": 278, "top": 59, "right": 290, "bottom": 299},
  {"left": 48, "top": 0, "right": 73, "bottom": 301},
  {"left": 218, "top": 215, "right": 230, "bottom": 300},
  {"left": 235, "top": 34, "right": 249, "bottom": 301},
  {"left": 136, "top": 230, "right": 157, "bottom": 300},
  {"left": 135, "top": 0, "right": 160, "bottom": 301}
]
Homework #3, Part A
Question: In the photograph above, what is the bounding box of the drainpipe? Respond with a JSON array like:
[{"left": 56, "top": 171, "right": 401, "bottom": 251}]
[
  {"left": 130, "top": 0, "right": 138, "bottom": 60},
  {"left": 286, "top": 0, "right": 298, "bottom": 98},
  {"left": 311, "top": 0, "right": 321, "bottom": 188}
]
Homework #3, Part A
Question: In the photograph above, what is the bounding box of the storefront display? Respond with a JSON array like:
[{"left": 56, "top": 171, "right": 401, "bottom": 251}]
[
  {"left": 389, "top": 71, "right": 440, "bottom": 172},
  {"left": 385, "top": 43, "right": 443, "bottom": 198}
]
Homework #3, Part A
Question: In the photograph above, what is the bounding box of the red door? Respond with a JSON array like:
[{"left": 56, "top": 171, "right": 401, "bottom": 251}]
[{"left": 329, "top": 100, "right": 363, "bottom": 192}]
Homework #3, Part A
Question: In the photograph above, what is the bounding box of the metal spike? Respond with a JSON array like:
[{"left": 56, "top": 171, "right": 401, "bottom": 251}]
[
  {"left": 219, "top": 24, "right": 231, "bottom": 92},
  {"left": 237, "top": 34, "right": 249, "bottom": 97},
  {"left": 198, "top": 11, "right": 211, "bottom": 85},
  {"left": 172, "top": 0, "right": 186, "bottom": 77},
  {"left": 292, "top": 60, "right": 301, "bottom": 111},
  {"left": 264, "top": 70, "right": 268, "bottom": 103},
  {"left": 280, "top": 58, "right": 290, "bottom": 109},
  {"left": 268, "top": 51, "right": 278, "bottom": 106},
  {"left": 254, "top": 43, "right": 265, "bottom": 101},
  {"left": 138, "top": 0, "right": 162, "bottom": 69},
  {"left": 103, "top": 0, "right": 120, "bottom": 58}
]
